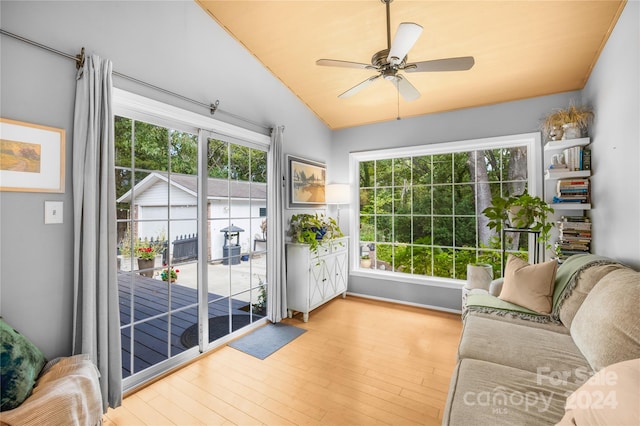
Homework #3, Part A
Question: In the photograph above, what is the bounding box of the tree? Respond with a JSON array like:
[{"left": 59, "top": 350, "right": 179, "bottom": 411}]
[{"left": 468, "top": 150, "right": 492, "bottom": 246}]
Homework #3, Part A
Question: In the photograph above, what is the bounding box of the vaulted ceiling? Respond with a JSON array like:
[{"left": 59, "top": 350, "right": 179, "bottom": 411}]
[{"left": 197, "top": 0, "right": 625, "bottom": 130}]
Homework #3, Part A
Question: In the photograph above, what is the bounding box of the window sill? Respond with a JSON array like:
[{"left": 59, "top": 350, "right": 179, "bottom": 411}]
[{"left": 350, "top": 268, "right": 465, "bottom": 290}]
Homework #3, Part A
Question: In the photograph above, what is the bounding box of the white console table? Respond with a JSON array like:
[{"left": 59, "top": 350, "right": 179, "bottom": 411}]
[{"left": 286, "top": 237, "right": 348, "bottom": 322}]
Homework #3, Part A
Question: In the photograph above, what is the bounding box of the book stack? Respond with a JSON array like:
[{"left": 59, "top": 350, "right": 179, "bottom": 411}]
[
  {"left": 563, "top": 146, "right": 584, "bottom": 171},
  {"left": 556, "top": 216, "right": 592, "bottom": 261},
  {"left": 553, "top": 178, "right": 590, "bottom": 204},
  {"left": 545, "top": 147, "right": 591, "bottom": 176}
]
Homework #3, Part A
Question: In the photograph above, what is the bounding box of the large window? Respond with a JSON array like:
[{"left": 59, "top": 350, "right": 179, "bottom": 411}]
[{"left": 352, "top": 134, "right": 541, "bottom": 282}]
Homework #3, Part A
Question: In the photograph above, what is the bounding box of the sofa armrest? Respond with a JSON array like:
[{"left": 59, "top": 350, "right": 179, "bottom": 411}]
[{"left": 0, "top": 355, "right": 102, "bottom": 426}]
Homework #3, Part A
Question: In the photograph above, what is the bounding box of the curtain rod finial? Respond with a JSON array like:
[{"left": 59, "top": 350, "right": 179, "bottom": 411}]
[{"left": 76, "top": 47, "right": 85, "bottom": 69}]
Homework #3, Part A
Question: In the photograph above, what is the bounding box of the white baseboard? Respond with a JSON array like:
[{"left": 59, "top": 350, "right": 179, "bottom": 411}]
[{"left": 346, "top": 291, "right": 463, "bottom": 315}]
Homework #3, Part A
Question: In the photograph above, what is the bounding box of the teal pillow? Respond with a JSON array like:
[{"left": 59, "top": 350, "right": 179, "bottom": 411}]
[{"left": 0, "top": 318, "right": 46, "bottom": 411}]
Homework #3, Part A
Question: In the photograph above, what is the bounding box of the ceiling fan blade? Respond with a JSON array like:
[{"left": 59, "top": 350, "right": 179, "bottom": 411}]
[
  {"left": 405, "top": 56, "right": 475, "bottom": 73},
  {"left": 387, "top": 23, "right": 423, "bottom": 66},
  {"left": 338, "top": 75, "right": 381, "bottom": 98},
  {"left": 316, "top": 59, "right": 374, "bottom": 70},
  {"left": 391, "top": 75, "right": 420, "bottom": 101}
]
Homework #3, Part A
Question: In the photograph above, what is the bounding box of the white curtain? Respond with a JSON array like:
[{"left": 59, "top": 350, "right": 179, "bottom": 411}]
[
  {"left": 72, "top": 54, "right": 122, "bottom": 410},
  {"left": 266, "top": 126, "right": 287, "bottom": 322}
]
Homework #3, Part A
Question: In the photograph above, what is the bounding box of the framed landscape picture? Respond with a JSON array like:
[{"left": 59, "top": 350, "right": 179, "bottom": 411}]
[
  {"left": 287, "top": 155, "right": 326, "bottom": 208},
  {"left": 0, "top": 118, "right": 65, "bottom": 193}
]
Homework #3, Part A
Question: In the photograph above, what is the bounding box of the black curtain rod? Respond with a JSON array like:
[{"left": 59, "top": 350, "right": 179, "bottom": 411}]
[{"left": 0, "top": 28, "right": 272, "bottom": 135}]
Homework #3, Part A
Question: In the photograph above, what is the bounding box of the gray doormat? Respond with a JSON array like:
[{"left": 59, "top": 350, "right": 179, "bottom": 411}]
[{"left": 228, "top": 323, "right": 306, "bottom": 359}]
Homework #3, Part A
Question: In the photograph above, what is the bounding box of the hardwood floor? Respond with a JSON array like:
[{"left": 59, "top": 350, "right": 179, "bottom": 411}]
[{"left": 104, "top": 296, "right": 462, "bottom": 425}]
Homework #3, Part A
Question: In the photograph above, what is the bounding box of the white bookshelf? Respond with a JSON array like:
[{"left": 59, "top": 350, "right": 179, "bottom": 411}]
[{"left": 543, "top": 137, "right": 593, "bottom": 260}]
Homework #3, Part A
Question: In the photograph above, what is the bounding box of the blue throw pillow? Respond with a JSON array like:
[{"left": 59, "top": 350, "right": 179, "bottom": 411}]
[{"left": 0, "top": 318, "right": 46, "bottom": 411}]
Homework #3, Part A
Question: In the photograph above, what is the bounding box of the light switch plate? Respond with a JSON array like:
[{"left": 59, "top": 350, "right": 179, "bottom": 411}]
[{"left": 45, "top": 201, "right": 63, "bottom": 224}]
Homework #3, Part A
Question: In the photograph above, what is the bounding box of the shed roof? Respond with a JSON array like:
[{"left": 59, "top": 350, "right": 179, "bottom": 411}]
[{"left": 117, "top": 172, "right": 267, "bottom": 203}]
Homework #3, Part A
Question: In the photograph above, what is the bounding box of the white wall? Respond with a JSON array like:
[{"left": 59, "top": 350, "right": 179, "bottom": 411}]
[
  {"left": 582, "top": 0, "right": 640, "bottom": 270},
  {"left": 0, "top": 0, "right": 331, "bottom": 358}
]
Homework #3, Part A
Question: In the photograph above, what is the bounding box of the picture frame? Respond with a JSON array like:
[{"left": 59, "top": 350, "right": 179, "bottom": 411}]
[
  {"left": 0, "top": 118, "right": 65, "bottom": 193},
  {"left": 287, "top": 155, "right": 326, "bottom": 208}
]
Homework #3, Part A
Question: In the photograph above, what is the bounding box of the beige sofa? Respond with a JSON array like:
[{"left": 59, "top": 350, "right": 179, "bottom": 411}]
[{"left": 443, "top": 254, "right": 640, "bottom": 425}]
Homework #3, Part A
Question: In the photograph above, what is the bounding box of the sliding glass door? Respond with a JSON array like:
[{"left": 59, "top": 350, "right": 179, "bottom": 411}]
[
  {"left": 202, "top": 134, "right": 268, "bottom": 346},
  {"left": 115, "top": 111, "right": 269, "bottom": 389}
]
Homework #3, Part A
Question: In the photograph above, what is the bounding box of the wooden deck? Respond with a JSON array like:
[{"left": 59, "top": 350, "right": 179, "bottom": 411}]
[{"left": 118, "top": 272, "right": 260, "bottom": 378}]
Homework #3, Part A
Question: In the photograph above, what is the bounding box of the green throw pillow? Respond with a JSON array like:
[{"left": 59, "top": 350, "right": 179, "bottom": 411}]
[{"left": 0, "top": 318, "right": 46, "bottom": 411}]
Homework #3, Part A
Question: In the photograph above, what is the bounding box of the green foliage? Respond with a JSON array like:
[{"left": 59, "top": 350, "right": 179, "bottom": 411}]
[
  {"left": 288, "top": 213, "right": 343, "bottom": 254},
  {"left": 207, "top": 139, "right": 267, "bottom": 182},
  {"left": 358, "top": 148, "right": 535, "bottom": 280},
  {"left": 482, "top": 193, "right": 555, "bottom": 250},
  {"left": 115, "top": 116, "right": 267, "bottom": 187},
  {"left": 252, "top": 277, "right": 267, "bottom": 316}
]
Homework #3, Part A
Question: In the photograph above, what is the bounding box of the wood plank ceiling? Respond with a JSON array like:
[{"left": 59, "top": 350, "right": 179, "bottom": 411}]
[{"left": 197, "top": 0, "right": 625, "bottom": 130}]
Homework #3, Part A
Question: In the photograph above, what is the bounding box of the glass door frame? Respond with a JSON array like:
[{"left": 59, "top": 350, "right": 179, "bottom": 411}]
[{"left": 114, "top": 89, "right": 271, "bottom": 392}]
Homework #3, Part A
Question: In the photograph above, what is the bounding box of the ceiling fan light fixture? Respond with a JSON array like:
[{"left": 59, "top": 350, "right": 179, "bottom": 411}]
[{"left": 387, "top": 22, "right": 423, "bottom": 65}]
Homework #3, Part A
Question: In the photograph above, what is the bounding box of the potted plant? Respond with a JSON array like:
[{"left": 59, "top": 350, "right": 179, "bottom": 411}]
[
  {"left": 541, "top": 103, "right": 594, "bottom": 141},
  {"left": 360, "top": 254, "right": 371, "bottom": 269},
  {"left": 483, "top": 193, "right": 555, "bottom": 250},
  {"left": 160, "top": 265, "right": 179, "bottom": 283},
  {"left": 136, "top": 243, "right": 157, "bottom": 277},
  {"left": 288, "top": 213, "right": 343, "bottom": 254}
]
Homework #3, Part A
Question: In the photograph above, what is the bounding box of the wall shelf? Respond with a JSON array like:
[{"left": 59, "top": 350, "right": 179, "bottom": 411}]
[
  {"left": 545, "top": 170, "right": 591, "bottom": 180},
  {"left": 544, "top": 138, "right": 591, "bottom": 151},
  {"left": 550, "top": 203, "right": 591, "bottom": 210}
]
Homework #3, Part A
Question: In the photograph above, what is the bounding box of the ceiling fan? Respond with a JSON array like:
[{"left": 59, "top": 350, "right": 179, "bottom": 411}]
[{"left": 316, "top": 0, "right": 475, "bottom": 101}]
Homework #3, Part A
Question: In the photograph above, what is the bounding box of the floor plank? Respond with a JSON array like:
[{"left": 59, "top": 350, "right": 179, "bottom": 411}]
[{"left": 104, "top": 295, "right": 462, "bottom": 425}]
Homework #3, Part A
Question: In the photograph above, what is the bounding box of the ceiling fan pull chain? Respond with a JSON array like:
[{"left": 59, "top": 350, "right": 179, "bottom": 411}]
[{"left": 396, "top": 79, "right": 401, "bottom": 120}]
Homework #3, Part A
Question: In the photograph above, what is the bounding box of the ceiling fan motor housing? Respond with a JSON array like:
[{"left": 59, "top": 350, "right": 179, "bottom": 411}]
[{"left": 372, "top": 49, "right": 406, "bottom": 80}]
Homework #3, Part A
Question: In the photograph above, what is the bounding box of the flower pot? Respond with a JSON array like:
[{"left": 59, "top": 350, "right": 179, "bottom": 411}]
[
  {"left": 561, "top": 123, "right": 581, "bottom": 140},
  {"left": 360, "top": 258, "right": 371, "bottom": 268},
  {"left": 311, "top": 227, "right": 327, "bottom": 240},
  {"left": 137, "top": 258, "right": 155, "bottom": 278},
  {"left": 507, "top": 206, "right": 532, "bottom": 229},
  {"left": 466, "top": 264, "right": 493, "bottom": 291},
  {"left": 119, "top": 256, "right": 133, "bottom": 271}
]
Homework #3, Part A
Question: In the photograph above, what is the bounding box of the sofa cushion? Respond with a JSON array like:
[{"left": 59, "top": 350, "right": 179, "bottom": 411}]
[
  {"left": 0, "top": 318, "right": 46, "bottom": 411},
  {"left": 498, "top": 255, "right": 557, "bottom": 314},
  {"left": 571, "top": 268, "right": 640, "bottom": 371},
  {"left": 557, "top": 358, "right": 640, "bottom": 426},
  {"left": 459, "top": 314, "right": 592, "bottom": 381},
  {"left": 558, "top": 263, "right": 625, "bottom": 328},
  {"left": 442, "top": 359, "right": 579, "bottom": 426}
]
